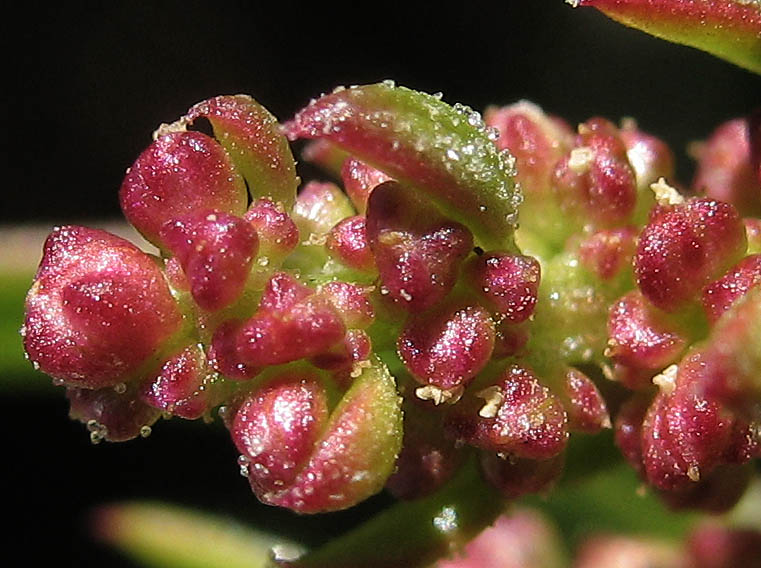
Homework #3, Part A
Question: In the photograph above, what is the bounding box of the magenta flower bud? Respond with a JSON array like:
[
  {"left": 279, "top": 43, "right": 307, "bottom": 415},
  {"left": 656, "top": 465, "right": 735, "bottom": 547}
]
[
  {"left": 484, "top": 101, "right": 573, "bottom": 197},
  {"left": 218, "top": 273, "right": 346, "bottom": 369},
  {"left": 578, "top": 226, "right": 637, "bottom": 281},
  {"left": 562, "top": 367, "right": 610, "bottom": 434},
  {"left": 258, "top": 271, "right": 313, "bottom": 314},
  {"left": 465, "top": 251, "right": 540, "bottom": 323},
  {"left": 120, "top": 131, "right": 247, "bottom": 249},
  {"left": 678, "top": 291, "right": 761, "bottom": 416},
  {"left": 244, "top": 198, "right": 299, "bottom": 261},
  {"left": 317, "top": 281, "right": 375, "bottom": 329},
  {"left": 701, "top": 254, "right": 761, "bottom": 324},
  {"left": 552, "top": 118, "right": 637, "bottom": 227},
  {"left": 634, "top": 197, "right": 747, "bottom": 312},
  {"left": 693, "top": 117, "right": 761, "bottom": 217},
  {"left": 607, "top": 290, "right": 689, "bottom": 373},
  {"left": 67, "top": 384, "right": 161, "bottom": 443},
  {"left": 614, "top": 393, "right": 650, "bottom": 475},
  {"left": 641, "top": 385, "right": 732, "bottom": 491},
  {"left": 619, "top": 119, "right": 675, "bottom": 192},
  {"left": 341, "top": 157, "right": 393, "bottom": 214},
  {"left": 23, "top": 226, "right": 183, "bottom": 389},
  {"left": 658, "top": 463, "right": 752, "bottom": 514},
  {"left": 686, "top": 524, "right": 761, "bottom": 568},
  {"left": 233, "top": 370, "right": 329, "bottom": 497},
  {"left": 479, "top": 452, "right": 564, "bottom": 499},
  {"left": 446, "top": 365, "right": 568, "bottom": 460},
  {"left": 139, "top": 342, "right": 222, "bottom": 420},
  {"left": 236, "top": 298, "right": 346, "bottom": 368},
  {"left": 325, "top": 216, "right": 377, "bottom": 273},
  {"left": 492, "top": 320, "right": 530, "bottom": 359},
  {"left": 160, "top": 211, "right": 258, "bottom": 312},
  {"left": 310, "top": 329, "right": 372, "bottom": 373},
  {"left": 207, "top": 320, "right": 260, "bottom": 381},
  {"left": 398, "top": 300, "right": 495, "bottom": 393},
  {"left": 386, "top": 399, "right": 465, "bottom": 500},
  {"left": 366, "top": 181, "right": 473, "bottom": 312}
]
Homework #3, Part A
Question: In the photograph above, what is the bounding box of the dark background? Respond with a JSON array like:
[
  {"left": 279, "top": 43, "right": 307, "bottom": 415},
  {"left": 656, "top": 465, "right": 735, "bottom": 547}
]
[{"left": 6, "top": 1, "right": 760, "bottom": 566}]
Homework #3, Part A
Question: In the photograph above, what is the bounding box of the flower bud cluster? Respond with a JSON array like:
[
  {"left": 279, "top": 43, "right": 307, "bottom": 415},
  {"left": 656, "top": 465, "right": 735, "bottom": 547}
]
[{"left": 23, "top": 84, "right": 759, "bottom": 519}]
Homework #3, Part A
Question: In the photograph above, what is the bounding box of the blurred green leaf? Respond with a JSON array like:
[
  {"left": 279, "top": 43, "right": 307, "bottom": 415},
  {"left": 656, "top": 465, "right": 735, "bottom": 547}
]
[{"left": 93, "top": 501, "right": 304, "bottom": 568}]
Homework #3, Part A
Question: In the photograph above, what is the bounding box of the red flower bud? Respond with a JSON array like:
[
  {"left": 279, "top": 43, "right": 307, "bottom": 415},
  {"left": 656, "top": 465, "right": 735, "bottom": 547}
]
[{"left": 24, "top": 226, "right": 183, "bottom": 389}]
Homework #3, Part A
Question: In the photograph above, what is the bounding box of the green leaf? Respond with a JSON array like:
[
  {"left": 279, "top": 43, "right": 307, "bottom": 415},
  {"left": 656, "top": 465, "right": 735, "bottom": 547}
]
[
  {"left": 93, "top": 501, "right": 304, "bottom": 568},
  {"left": 285, "top": 83, "right": 521, "bottom": 250},
  {"left": 572, "top": 0, "right": 761, "bottom": 74}
]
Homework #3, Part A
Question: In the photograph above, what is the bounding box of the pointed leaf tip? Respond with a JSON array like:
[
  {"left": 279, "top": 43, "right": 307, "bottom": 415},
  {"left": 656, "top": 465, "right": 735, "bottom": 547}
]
[{"left": 575, "top": 0, "right": 761, "bottom": 74}]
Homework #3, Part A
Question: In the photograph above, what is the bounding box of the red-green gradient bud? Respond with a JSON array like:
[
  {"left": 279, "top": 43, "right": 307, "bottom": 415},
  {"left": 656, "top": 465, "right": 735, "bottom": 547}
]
[
  {"left": 23, "top": 226, "right": 183, "bottom": 389},
  {"left": 634, "top": 197, "right": 747, "bottom": 312},
  {"left": 562, "top": 367, "right": 610, "bottom": 433},
  {"left": 326, "top": 216, "right": 377, "bottom": 273},
  {"left": 244, "top": 198, "right": 299, "bottom": 261},
  {"left": 341, "top": 157, "right": 393, "bottom": 214},
  {"left": 446, "top": 365, "right": 568, "bottom": 460},
  {"left": 465, "top": 252, "right": 540, "bottom": 323},
  {"left": 233, "top": 370, "right": 329, "bottom": 497},
  {"left": 184, "top": 95, "right": 298, "bottom": 209},
  {"left": 246, "top": 358, "right": 402, "bottom": 513},
  {"left": 139, "top": 342, "right": 222, "bottom": 420},
  {"left": 578, "top": 226, "right": 637, "bottom": 281},
  {"left": 67, "top": 384, "right": 161, "bottom": 443},
  {"left": 398, "top": 301, "right": 495, "bottom": 393},
  {"left": 701, "top": 254, "right": 761, "bottom": 324},
  {"left": 367, "top": 181, "right": 473, "bottom": 312},
  {"left": 620, "top": 119, "right": 675, "bottom": 192},
  {"left": 484, "top": 101, "right": 573, "bottom": 197},
  {"left": 160, "top": 211, "right": 258, "bottom": 312},
  {"left": 552, "top": 118, "right": 637, "bottom": 227},
  {"left": 292, "top": 181, "right": 355, "bottom": 239},
  {"left": 607, "top": 290, "right": 689, "bottom": 373},
  {"left": 693, "top": 117, "right": 761, "bottom": 217},
  {"left": 119, "top": 131, "right": 247, "bottom": 249},
  {"left": 479, "top": 452, "right": 564, "bottom": 499}
]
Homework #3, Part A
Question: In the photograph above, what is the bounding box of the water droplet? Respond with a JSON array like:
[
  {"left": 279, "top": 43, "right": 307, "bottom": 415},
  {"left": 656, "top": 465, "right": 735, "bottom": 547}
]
[
  {"left": 113, "top": 382, "right": 127, "bottom": 394},
  {"left": 139, "top": 425, "right": 152, "bottom": 438},
  {"left": 433, "top": 506, "right": 459, "bottom": 533}
]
